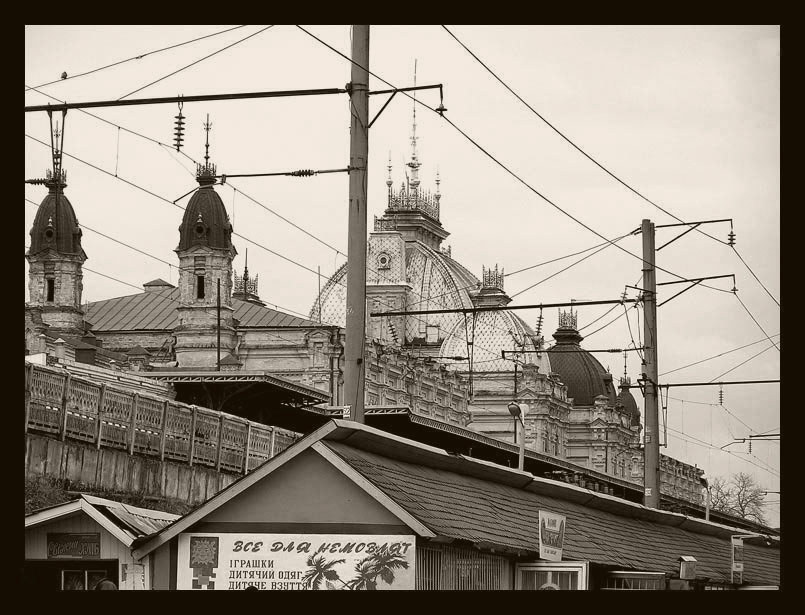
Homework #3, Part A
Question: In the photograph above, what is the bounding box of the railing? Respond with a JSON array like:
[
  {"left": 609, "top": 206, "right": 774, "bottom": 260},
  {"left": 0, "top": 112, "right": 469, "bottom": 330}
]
[{"left": 25, "top": 362, "right": 299, "bottom": 474}]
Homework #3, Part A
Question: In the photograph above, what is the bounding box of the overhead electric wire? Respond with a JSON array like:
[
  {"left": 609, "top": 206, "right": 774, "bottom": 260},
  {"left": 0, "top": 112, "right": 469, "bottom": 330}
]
[
  {"left": 660, "top": 333, "right": 781, "bottom": 377},
  {"left": 731, "top": 246, "right": 780, "bottom": 307},
  {"left": 296, "top": 26, "right": 735, "bottom": 300},
  {"left": 442, "top": 25, "right": 783, "bottom": 318},
  {"left": 733, "top": 293, "right": 780, "bottom": 352},
  {"left": 708, "top": 344, "right": 779, "bottom": 383},
  {"left": 82, "top": 266, "right": 143, "bottom": 292},
  {"left": 506, "top": 237, "right": 627, "bottom": 277},
  {"left": 118, "top": 25, "right": 275, "bottom": 100},
  {"left": 25, "top": 25, "right": 250, "bottom": 91}
]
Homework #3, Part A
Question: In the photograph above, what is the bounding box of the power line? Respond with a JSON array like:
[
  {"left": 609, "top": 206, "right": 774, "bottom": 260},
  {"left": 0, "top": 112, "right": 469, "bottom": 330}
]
[
  {"left": 732, "top": 246, "right": 780, "bottom": 307},
  {"left": 660, "top": 333, "right": 781, "bottom": 377},
  {"left": 25, "top": 25, "right": 251, "bottom": 91},
  {"left": 506, "top": 237, "right": 628, "bottom": 277},
  {"left": 708, "top": 343, "right": 779, "bottom": 383},
  {"left": 82, "top": 266, "right": 143, "bottom": 291},
  {"left": 732, "top": 293, "right": 780, "bottom": 352},
  {"left": 118, "top": 25, "right": 275, "bottom": 100},
  {"left": 440, "top": 25, "right": 734, "bottom": 250}
]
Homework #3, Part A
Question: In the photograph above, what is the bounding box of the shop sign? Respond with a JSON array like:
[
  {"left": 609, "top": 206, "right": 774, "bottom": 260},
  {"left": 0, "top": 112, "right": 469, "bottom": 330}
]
[
  {"left": 731, "top": 537, "right": 744, "bottom": 583},
  {"left": 177, "top": 533, "right": 416, "bottom": 590},
  {"left": 47, "top": 533, "right": 100, "bottom": 559},
  {"left": 539, "top": 511, "right": 566, "bottom": 562}
]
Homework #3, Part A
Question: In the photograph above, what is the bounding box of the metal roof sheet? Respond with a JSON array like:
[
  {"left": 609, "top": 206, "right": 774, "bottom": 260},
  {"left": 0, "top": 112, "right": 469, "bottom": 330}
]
[{"left": 86, "top": 288, "right": 319, "bottom": 331}]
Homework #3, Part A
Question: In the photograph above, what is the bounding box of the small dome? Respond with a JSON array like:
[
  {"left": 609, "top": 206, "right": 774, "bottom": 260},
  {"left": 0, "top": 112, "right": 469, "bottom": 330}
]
[
  {"left": 177, "top": 184, "right": 234, "bottom": 252},
  {"left": 549, "top": 322, "right": 616, "bottom": 406},
  {"left": 617, "top": 385, "right": 641, "bottom": 427},
  {"left": 28, "top": 182, "right": 85, "bottom": 258}
]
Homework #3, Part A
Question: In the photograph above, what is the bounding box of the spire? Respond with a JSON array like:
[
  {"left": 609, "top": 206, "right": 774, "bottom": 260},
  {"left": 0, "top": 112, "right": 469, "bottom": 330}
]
[
  {"left": 196, "top": 113, "right": 216, "bottom": 186},
  {"left": 387, "top": 152, "right": 393, "bottom": 195},
  {"left": 406, "top": 60, "right": 421, "bottom": 190},
  {"left": 435, "top": 168, "right": 441, "bottom": 204}
]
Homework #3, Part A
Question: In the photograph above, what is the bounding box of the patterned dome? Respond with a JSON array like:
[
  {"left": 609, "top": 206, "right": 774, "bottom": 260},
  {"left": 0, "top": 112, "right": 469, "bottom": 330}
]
[
  {"left": 548, "top": 319, "right": 617, "bottom": 407},
  {"left": 28, "top": 179, "right": 85, "bottom": 258},
  {"left": 177, "top": 171, "right": 234, "bottom": 252},
  {"left": 439, "top": 309, "right": 550, "bottom": 373}
]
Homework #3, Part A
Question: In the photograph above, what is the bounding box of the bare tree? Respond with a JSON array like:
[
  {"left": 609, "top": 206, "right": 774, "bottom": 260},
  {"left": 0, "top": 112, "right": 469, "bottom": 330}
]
[{"left": 708, "top": 473, "right": 767, "bottom": 525}]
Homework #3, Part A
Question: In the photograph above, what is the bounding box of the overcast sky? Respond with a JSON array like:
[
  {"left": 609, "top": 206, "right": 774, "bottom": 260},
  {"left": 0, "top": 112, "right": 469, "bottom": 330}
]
[{"left": 24, "top": 25, "right": 780, "bottom": 525}]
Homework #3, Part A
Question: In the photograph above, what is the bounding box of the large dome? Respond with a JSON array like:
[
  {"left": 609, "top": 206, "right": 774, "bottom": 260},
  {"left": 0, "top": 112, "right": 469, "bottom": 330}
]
[
  {"left": 617, "top": 386, "right": 641, "bottom": 427},
  {"left": 28, "top": 179, "right": 85, "bottom": 258},
  {"left": 548, "top": 320, "right": 617, "bottom": 407},
  {"left": 439, "top": 309, "right": 550, "bottom": 373}
]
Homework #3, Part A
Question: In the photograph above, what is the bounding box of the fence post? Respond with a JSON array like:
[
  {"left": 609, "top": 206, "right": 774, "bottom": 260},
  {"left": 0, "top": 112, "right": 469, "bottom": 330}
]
[
  {"left": 189, "top": 405, "right": 198, "bottom": 467},
  {"left": 129, "top": 393, "right": 139, "bottom": 455},
  {"left": 270, "top": 428, "right": 277, "bottom": 458},
  {"left": 215, "top": 415, "right": 224, "bottom": 472},
  {"left": 96, "top": 383, "right": 107, "bottom": 449},
  {"left": 24, "top": 363, "right": 33, "bottom": 434},
  {"left": 159, "top": 400, "right": 169, "bottom": 462},
  {"left": 59, "top": 373, "right": 72, "bottom": 441},
  {"left": 243, "top": 421, "right": 252, "bottom": 475}
]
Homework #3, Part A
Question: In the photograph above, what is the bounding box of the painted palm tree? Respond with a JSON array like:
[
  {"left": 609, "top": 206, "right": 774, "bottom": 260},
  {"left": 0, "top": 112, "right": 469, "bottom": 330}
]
[
  {"left": 347, "top": 551, "right": 410, "bottom": 590},
  {"left": 301, "top": 554, "right": 346, "bottom": 590}
]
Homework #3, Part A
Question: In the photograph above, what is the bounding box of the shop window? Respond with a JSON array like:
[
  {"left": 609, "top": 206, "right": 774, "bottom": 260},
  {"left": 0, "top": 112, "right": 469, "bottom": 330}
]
[
  {"left": 62, "top": 569, "right": 109, "bottom": 591},
  {"left": 516, "top": 562, "right": 588, "bottom": 590},
  {"left": 417, "top": 545, "right": 512, "bottom": 590},
  {"left": 601, "top": 571, "right": 667, "bottom": 590}
]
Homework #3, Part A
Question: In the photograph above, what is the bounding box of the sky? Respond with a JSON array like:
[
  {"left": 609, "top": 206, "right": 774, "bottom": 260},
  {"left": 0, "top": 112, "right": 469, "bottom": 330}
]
[{"left": 24, "top": 25, "right": 780, "bottom": 526}]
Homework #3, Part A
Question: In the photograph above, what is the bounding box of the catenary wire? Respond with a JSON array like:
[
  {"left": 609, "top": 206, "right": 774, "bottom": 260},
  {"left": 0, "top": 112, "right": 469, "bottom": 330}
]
[
  {"left": 25, "top": 25, "right": 251, "bottom": 91},
  {"left": 733, "top": 293, "right": 780, "bottom": 352},
  {"left": 660, "top": 333, "right": 781, "bottom": 377},
  {"left": 731, "top": 246, "right": 780, "bottom": 307},
  {"left": 118, "top": 25, "right": 275, "bottom": 100},
  {"left": 708, "top": 343, "right": 779, "bottom": 383}
]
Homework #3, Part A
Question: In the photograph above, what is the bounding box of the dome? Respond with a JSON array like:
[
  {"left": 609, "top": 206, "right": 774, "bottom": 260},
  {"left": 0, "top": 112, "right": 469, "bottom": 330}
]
[
  {"left": 617, "top": 386, "right": 641, "bottom": 427},
  {"left": 548, "top": 319, "right": 617, "bottom": 407},
  {"left": 28, "top": 180, "right": 85, "bottom": 258},
  {"left": 439, "top": 309, "right": 550, "bottom": 373},
  {"left": 177, "top": 180, "right": 234, "bottom": 252}
]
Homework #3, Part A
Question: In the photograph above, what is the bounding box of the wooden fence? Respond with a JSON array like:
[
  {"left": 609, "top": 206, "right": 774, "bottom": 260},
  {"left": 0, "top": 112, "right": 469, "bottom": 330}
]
[{"left": 24, "top": 362, "right": 299, "bottom": 474}]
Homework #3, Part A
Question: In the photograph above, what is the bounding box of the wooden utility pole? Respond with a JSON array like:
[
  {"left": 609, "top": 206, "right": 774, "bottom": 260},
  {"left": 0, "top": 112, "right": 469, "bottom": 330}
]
[
  {"left": 344, "top": 25, "right": 370, "bottom": 423},
  {"left": 642, "top": 218, "right": 660, "bottom": 508}
]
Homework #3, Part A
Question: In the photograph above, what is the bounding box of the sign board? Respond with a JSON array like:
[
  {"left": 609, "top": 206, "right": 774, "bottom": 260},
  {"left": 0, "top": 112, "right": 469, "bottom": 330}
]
[
  {"left": 47, "top": 533, "right": 100, "bottom": 559},
  {"left": 177, "top": 534, "right": 416, "bottom": 590},
  {"left": 731, "top": 537, "right": 744, "bottom": 583},
  {"left": 538, "top": 511, "right": 566, "bottom": 562},
  {"left": 679, "top": 556, "right": 697, "bottom": 580}
]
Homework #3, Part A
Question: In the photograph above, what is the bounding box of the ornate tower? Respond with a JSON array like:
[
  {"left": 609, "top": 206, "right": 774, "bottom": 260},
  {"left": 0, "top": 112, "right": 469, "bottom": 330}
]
[
  {"left": 26, "top": 168, "right": 87, "bottom": 338},
  {"left": 173, "top": 116, "right": 238, "bottom": 367}
]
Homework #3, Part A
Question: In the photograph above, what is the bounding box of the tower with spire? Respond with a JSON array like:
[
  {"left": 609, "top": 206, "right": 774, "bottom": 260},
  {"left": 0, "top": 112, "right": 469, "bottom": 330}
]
[
  {"left": 26, "top": 118, "right": 87, "bottom": 339},
  {"left": 173, "top": 115, "right": 238, "bottom": 367}
]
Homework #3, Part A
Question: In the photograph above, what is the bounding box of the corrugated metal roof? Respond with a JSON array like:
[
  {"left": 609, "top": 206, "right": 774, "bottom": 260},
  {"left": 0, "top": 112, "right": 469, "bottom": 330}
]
[
  {"left": 86, "top": 288, "right": 319, "bottom": 331},
  {"left": 323, "top": 441, "right": 780, "bottom": 586}
]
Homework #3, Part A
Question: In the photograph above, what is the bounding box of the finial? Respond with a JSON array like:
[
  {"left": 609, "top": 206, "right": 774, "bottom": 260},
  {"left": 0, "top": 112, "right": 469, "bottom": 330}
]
[
  {"left": 203, "top": 114, "right": 212, "bottom": 167},
  {"left": 244, "top": 248, "right": 249, "bottom": 281},
  {"left": 387, "top": 152, "right": 393, "bottom": 189},
  {"left": 406, "top": 60, "right": 421, "bottom": 191},
  {"left": 435, "top": 168, "right": 441, "bottom": 202}
]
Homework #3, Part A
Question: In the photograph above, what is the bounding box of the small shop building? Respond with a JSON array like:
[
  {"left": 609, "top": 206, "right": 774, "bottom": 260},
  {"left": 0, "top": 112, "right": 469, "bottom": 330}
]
[
  {"left": 132, "top": 419, "right": 780, "bottom": 590},
  {"left": 24, "top": 494, "right": 179, "bottom": 590}
]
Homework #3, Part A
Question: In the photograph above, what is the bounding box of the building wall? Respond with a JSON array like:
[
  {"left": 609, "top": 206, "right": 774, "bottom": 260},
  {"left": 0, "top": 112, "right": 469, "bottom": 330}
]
[{"left": 25, "top": 514, "right": 150, "bottom": 590}]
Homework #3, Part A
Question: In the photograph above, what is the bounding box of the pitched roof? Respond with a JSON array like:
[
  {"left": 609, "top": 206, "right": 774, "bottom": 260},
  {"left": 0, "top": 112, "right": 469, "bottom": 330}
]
[
  {"left": 26, "top": 494, "right": 179, "bottom": 547},
  {"left": 85, "top": 287, "right": 320, "bottom": 331},
  {"left": 131, "top": 420, "right": 779, "bottom": 586}
]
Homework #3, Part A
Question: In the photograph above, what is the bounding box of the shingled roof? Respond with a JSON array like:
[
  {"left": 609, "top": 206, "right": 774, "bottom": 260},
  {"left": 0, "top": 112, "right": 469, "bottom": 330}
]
[{"left": 131, "top": 420, "right": 780, "bottom": 586}]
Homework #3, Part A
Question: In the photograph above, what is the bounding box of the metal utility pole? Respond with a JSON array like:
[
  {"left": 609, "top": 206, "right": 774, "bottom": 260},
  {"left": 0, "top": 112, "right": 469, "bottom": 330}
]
[
  {"left": 344, "top": 25, "right": 370, "bottom": 423},
  {"left": 642, "top": 219, "right": 660, "bottom": 508}
]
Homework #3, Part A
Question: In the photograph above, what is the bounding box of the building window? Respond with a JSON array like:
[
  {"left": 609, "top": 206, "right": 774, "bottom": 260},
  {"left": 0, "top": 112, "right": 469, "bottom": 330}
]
[
  {"left": 196, "top": 275, "right": 205, "bottom": 299},
  {"left": 417, "top": 545, "right": 512, "bottom": 590},
  {"left": 517, "top": 562, "right": 589, "bottom": 590},
  {"left": 46, "top": 278, "right": 55, "bottom": 302},
  {"left": 601, "top": 571, "right": 666, "bottom": 590}
]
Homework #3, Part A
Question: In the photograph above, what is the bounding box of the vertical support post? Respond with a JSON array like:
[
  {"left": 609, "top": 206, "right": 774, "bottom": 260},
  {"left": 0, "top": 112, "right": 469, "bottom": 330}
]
[
  {"left": 217, "top": 278, "right": 221, "bottom": 371},
  {"left": 513, "top": 361, "right": 518, "bottom": 444},
  {"left": 344, "top": 24, "right": 370, "bottom": 424},
  {"left": 24, "top": 363, "right": 33, "bottom": 434},
  {"left": 59, "top": 373, "right": 72, "bottom": 441},
  {"left": 129, "top": 393, "right": 139, "bottom": 455},
  {"left": 518, "top": 418, "right": 525, "bottom": 472},
  {"left": 189, "top": 405, "right": 198, "bottom": 466},
  {"left": 243, "top": 421, "right": 253, "bottom": 474},
  {"left": 159, "top": 400, "right": 169, "bottom": 461},
  {"left": 269, "top": 428, "right": 277, "bottom": 458},
  {"left": 96, "top": 384, "right": 107, "bottom": 449},
  {"left": 642, "top": 218, "right": 660, "bottom": 509},
  {"left": 215, "top": 415, "right": 224, "bottom": 471}
]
